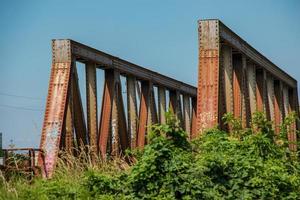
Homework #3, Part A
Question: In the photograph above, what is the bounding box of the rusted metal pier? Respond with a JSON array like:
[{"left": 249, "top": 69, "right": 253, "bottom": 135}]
[{"left": 38, "top": 19, "right": 299, "bottom": 177}]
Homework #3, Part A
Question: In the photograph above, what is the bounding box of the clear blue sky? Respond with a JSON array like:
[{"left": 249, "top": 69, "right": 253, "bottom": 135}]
[{"left": 0, "top": 0, "right": 299, "bottom": 148}]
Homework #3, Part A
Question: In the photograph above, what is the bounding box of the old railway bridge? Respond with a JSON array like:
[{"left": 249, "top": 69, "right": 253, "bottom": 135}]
[{"left": 3, "top": 19, "right": 299, "bottom": 178}]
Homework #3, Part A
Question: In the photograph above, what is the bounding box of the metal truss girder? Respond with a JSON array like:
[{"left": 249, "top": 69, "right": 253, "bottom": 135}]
[
  {"left": 256, "top": 69, "right": 265, "bottom": 112},
  {"left": 221, "top": 45, "right": 233, "bottom": 115},
  {"left": 113, "top": 75, "right": 128, "bottom": 154},
  {"left": 137, "top": 81, "right": 151, "bottom": 148},
  {"left": 274, "top": 81, "right": 283, "bottom": 134},
  {"left": 213, "top": 20, "right": 297, "bottom": 88},
  {"left": 233, "top": 55, "right": 243, "bottom": 120},
  {"left": 242, "top": 56, "right": 251, "bottom": 127},
  {"left": 169, "top": 90, "right": 183, "bottom": 126},
  {"left": 247, "top": 63, "right": 256, "bottom": 115},
  {"left": 191, "top": 97, "right": 197, "bottom": 139},
  {"left": 127, "top": 76, "right": 138, "bottom": 149},
  {"left": 86, "top": 62, "right": 98, "bottom": 157},
  {"left": 64, "top": 94, "right": 74, "bottom": 153},
  {"left": 147, "top": 86, "right": 158, "bottom": 133},
  {"left": 98, "top": 69, "right": 115, "bottom": 158},
  {"left": 158, "top": 87, "right": 166, "bottom": 124},
  {"left": 288, "top": 89, "right": 297, "bottom": 151},
  {"left": 57, "top": 39, "right": 197, "bottom": 97},
  {"left": 183, "top": 95, "right": 191, "bottom": 135},
  {"left": 72, "top": 65, "right": 88, "bottom": 147},
  {"left": 266, "top": 75, "right": 275, "bottom": 123}
]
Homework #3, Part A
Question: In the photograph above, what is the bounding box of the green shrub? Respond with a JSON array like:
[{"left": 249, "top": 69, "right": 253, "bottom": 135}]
[{"left": 1, "top": 112, "right": 300, "bottom": 199}]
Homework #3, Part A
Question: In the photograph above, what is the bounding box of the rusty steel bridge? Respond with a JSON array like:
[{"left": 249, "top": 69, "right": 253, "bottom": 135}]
[{"left": 3, "top": 19, "right": 298, "bottom": 178}]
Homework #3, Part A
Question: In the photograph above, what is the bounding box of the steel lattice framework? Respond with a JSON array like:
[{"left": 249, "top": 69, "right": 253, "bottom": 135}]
[
  {"left": 38, "top": 19, "right": 299, "bottom": 178},
  {"left": 197, "top": 19, "right": 299, "bottom": 148},
  {"left": 38, "top": 39, "right": 197, "bottom": 177}
]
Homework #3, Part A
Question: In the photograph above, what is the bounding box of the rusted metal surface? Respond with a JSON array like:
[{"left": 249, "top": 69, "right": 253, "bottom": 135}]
[
  {"left": 98, "top": 69, "right": 115, "bottom": 159},
  {"left": 199, "top": 19, "right": 299, "bottom": 152},
  {"left": 197, "top": 20, "right": 220, "bottom": 133},
  {"left": 72, "top": 65, "right": 88, "bottom": 147},
  {"left": 247, "top": 63, "right": 257, "bottom": 115},
  {"left": 137, "top": 81, "right": 150, "bottom": 148},
  {"left": 38, "top": 19, "right": 300, "bottom": 178},
  {"left": 1, "top": 148, "right": 45, "bottom": 177},
  {"left": 191, "top": 97, "right": 197, "bottom": 139},
  {"left": 86, "top": 62, "right": 98, "bottom": 157},
  {"left": 127, "top": 76, "right": 138, "bottom": 149},
  {"left": 233, "top": 55, "right": 243, "bottom": 120},
  {"left": 183, "top": 95, "right": 191, "bottom": 134},
  {"left": 221, "top": 45, "right": 233, "bottom": 115},
  {"left": 158, "top": 87, "right": 166, "bottom": 124},
  {"left": 218, "top": 21, "right": 297, "bottom": 88},
  {"left": 38, "top": 40, "right": 72, "bottom": 178},
  {"left": 274, "top": 81, "right": 283, "bottom": 134}
]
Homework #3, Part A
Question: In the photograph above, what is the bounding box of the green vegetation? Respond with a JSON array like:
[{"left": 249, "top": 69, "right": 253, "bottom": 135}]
[{"left": 1, "top": 112, "right": 300, "bottom": 199}]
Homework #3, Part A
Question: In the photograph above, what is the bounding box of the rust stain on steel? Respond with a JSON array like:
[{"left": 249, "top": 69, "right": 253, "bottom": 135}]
[
  {"left": 242, "top": 56, "right": 251, "bottom": 127},
  {"left": 274, "top": 81, "right": 283, "bottom": 134},
  {"left": 158, "top": 87, "right": 166, "bottom": 124},
  {"left": 147, "top": 85, "right": 158, "bottom": 133},
  {"left": 98, "top": 69, "right": 115, "bottom": 159},
  {"left": 233, "top": 55, "right": 243, "bottom": 120},
  {"left": 137, "top": 81, "right": 150, "bottom": 148},
  {"left": 116, "top": 75, "right": 128, "bottom": 153},
  {"left": 127, "top": 76, "right": 138, "bottom": 149},
  {"left": 191, "top": 97, "right": 197, "bottom": 139},
  {"left": 256, "top": 69, "right": 265, "bottom": 112},
  {"left": 183, "top": 95, "right": 191, "bottom": 135},
  {"left": 267, "top": 75, "right": 275, "bottom": 123},
  {"left": 64, "top": 93, "right": 74, "bottom": 153},
  {"left": 247, "top": 63, "right": 257, "bottom": 115},
  {"left": 221, "top": 45, "right": 233, "bottom": 115},
  {"left": 197, "top": 20, "right": 220, "bottom": 133},
  {"left": 288, "top": 89, "right": 297, "bottom": 151},
  {"left": 86, "top": 62, "right": 98, "bottom": 157},
  {"left": 38, "top": 40, "right": 72, "bottom": 178},
  {"left": 72, "top": 65, "right": 88, "bottom": 147}
]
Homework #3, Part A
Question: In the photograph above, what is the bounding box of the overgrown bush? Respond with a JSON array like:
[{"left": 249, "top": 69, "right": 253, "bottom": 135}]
[{"left": 1, "top": 112, "right": 300, "bottom": 199}]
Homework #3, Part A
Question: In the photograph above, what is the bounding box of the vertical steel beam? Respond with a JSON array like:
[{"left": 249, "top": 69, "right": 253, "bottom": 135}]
[
  {"left": 158, "top": 87, "right": 166, "bottom": 124},
  {"left": 256, "top": 69, "right": 266, "bottom": 112},
  {"left": 266, "top": 75, "right": 275, "bottom": 123},
  {"left": 191, "top": 97, "right": 197, "bottom": 139},
  {"left": 221, "top": 45, "right": 233, "bottom": 116},
  {"left": 274, "top": 80, "right": 283, "bottom": 134},
  {"left": 38, "top": 40, "right": 72, "bottom": 178},
  {"left": 116, "top": 76, "right": 128, "bottom": 153},
  {"left": 183, "top": 95, "right": 191, "bottom": 135},
  {"left": 233, "top": 54, "right": 243, "bottom": 120},
  {"left": 197, "top": 20, "right": 220, "bottom": 133},
  {"left": 242, "top": 56, "right": 251, "bottom": 127},
  {"left": 85, "top": 62, "right": 98, "bottom": 157},
  {"left": 137, "top": 81, "right": 150, "bottom": 148},
  {"left": 127, "top": 76, "right": 138, "bottom": 149},
  {"left": 247, "top": 63, "right": 257, "bottom": 115},
  {"left": 147, "top": 86, "right": 158, "bottom": 133},
  {"left": 64, "top": 94, "right": 74, "bottom": 153},
  {"left": 98, "top": 69, "right": 115, "bottom": 159},
  {"left": 169, "top": 90, "right": 183, "bottom": 126},
  {"left": 72, "top": 65, "right": 88, "bottom": 147},
  {"left": 288, "top": 89, "right": 298, "bottom": 151}
]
